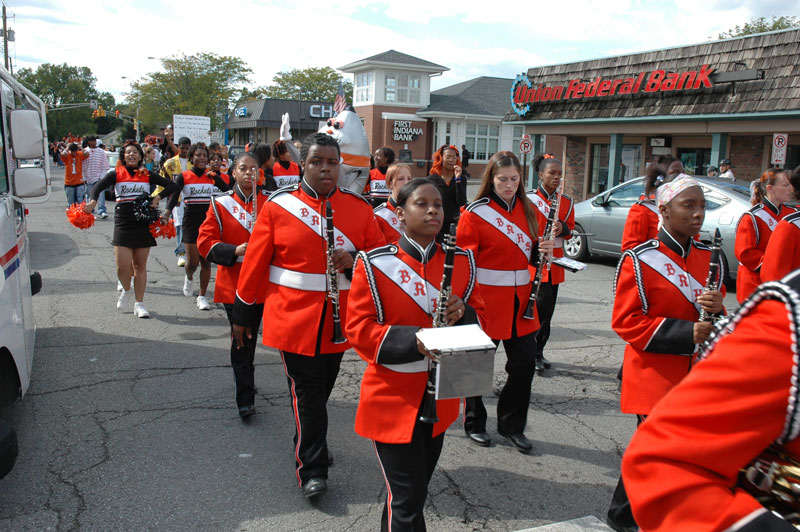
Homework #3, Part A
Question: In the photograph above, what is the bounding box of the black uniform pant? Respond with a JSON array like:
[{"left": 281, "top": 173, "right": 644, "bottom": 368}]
[
  {"left": 607, "top": 414, "right": 646, "bottom": 529},
  {"left": 535, "top": 281, "right": 559, "bottom": 357},
  {"left": 224, "top": 303, "right": 263, "bottom": 408},
  {"left": 374, "top": 417, "right": 445, "bottom": 532},
  {"left": 280, "top": 350, "right": 344, "bottom": 486},
  {"left": 463, "top": 331, "right": 537, "bottom": 435}
]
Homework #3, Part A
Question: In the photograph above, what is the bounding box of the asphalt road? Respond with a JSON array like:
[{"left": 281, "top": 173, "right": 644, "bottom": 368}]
[{"left": 0, "top": 166, "right": 739, "bottom": 531}]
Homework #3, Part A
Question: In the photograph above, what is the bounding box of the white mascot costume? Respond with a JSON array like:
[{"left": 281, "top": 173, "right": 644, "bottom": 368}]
[{"left": 318, "top": 110, "right": 370, "bottom": 194}]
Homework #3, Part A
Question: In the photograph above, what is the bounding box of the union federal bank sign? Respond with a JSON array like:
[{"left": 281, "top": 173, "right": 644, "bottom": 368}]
[{"left": 510, "top": 65, "right": 715, "bottom": 116}]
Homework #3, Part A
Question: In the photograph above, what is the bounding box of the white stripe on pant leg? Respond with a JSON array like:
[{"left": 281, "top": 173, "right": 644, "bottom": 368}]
[
  {"left": 372, "top": 440, "right": 395, "bottom": 532},
  {"left": 280, "top": 351, "right": 305, "bottom": 487}
]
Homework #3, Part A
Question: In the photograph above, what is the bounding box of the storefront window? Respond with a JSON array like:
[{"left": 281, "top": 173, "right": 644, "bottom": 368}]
[
  {"left": 444, "top": 122, "right": 451, "bottom": 148},
  {"left": 590, "top": 143, "right": 642, "bottom": 194},
  {"left": 384, "top": 72, "right": 420, "bottom": 104},
  {"left": 512, "top": 126, "right": 524, "bottom": 159},
  {"left": 678, "top": 148, "right": 711, "bottom": 176},
  {"left": 355, "top": 72, "right": 372, "bottom": 103},
  {"left": 465, "top": 122, "right": 500, "bottom": 161}
]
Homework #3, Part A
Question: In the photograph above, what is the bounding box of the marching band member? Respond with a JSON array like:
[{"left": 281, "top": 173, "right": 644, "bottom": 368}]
[
  {"left": 762, "top": 167, "right": 800, "bottom": 282},
  {"left": 163, "top": 143, "right": 231, "bottom": 310},
  {"left": 373, "top": 163, "right": 413, "bottom": 244},
  {"left": 734, "top": 167, "right": 796, "bottom": 303},
  {"left": 272, "top": 140, "right": 302, "bottom": 188},
  {"left": 197, "top": 153, "right": 266, "bottom": 419},
  {"left": 232, "top": 133, "right": 385, "bottom": 500},
  {"left": 527, "top": 154, "right": 574, "bottom": 372},
  {"left": 621, "top": 164, "right": 667, "bottom": 252},
  {"left": 457, "top": 151, "right": 552, "bottom": 452},
  {"left": 428, "top": 145, "right": 467, "bottom": 241},
  {"left": 606, "top": 176, "right": 725, "bottom": 532},
  {"left": 346, "top": 178, "right": 487, "bottom": 532},
  {"left": 366, "top": 146, "right": 395, "bottom": 206},
  {"left": 84, "top": 141, "right": 178, "bottom": 318},
  {"left": 623, "top": 269, "right": 800, "bottom": 532}
]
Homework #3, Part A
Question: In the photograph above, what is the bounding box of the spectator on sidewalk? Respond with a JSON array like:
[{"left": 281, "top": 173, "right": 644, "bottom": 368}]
[
  {"left": 61, "top": 143, "right": 87, "bottom": 207},
  {"left": 83, "top": 136, "right": 110, "bottom": 218},
  {"left": 718, "top": 159, "right": 735, "bottom": 180},
  {"left": 161, "top": 136, "right": 192, "bottom": 267}
]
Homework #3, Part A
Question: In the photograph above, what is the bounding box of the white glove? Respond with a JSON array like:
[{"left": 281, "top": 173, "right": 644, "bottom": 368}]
[{"left": 280, "top": 113, "right": 292, "bottom": 141}]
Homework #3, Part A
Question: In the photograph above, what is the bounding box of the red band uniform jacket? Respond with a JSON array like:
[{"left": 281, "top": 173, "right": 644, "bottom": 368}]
[
  {"left": 622, "top": 271, "right": 800, "bottom": 532},
  {"left": 528, "top": 185, "right": 575, "bottom": 285},
  {"left": 346, "top": 235, "right": 487, "bottom": 443},
  {"left": 457, "top": 191, "right": 541, "bottom": 339},
  {"left": 197, "top": 185, "right": 269, "bottom": 303},
  {"left": 760, "top": 210, "right": 800, "bottom": 283},
  {"left": 622, "top": 199, "right": 659, "bottom": 252},
  {"left": 735, "top": 198, "right": 795, "bottom": 303},
  {"left": 612, "top": 228, "right": 726, "bottom": 415},
  {"left": 373, "top": 198, "right": 403, "bottom": 244},
  {"left": 233, "top": 180, "right": 386, "bottom": 355}
]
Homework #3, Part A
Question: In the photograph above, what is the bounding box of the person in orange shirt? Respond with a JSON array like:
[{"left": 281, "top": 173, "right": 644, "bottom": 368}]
[{"left": 60, "top": 143, "right": 88, "bottom": 207}]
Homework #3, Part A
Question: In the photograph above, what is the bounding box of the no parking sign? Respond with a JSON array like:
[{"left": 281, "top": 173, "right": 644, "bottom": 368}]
[
  {"left": 519, "top": 134, "right": 533, "bottom": 154},
  {"left": 772, "top": 133, "right": 788, "bottom": 166}
]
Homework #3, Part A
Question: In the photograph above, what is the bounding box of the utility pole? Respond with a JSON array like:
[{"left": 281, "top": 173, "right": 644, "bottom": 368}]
[{"left": 2, "top": 5, "right": 8, "bottom": 70}]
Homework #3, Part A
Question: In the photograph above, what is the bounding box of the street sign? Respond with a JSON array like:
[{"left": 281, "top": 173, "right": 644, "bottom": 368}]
[
  {"left": 519, "top": 133, "right": 533, "bottom": 155},
  {"left": 89, "top": 100, "right": 98, "bottom": 110},
  {"left": 772, "top": 133, "right": 788, "bottom": 166}
]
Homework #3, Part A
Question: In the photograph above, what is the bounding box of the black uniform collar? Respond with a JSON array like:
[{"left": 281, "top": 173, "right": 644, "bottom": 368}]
[
  {"left": 300, "top": 177, "right": 337, "bottom": 200},
  {"left": 234, "top": 184, "right": 252, "bottom": 204},
  {"left": 489, "top": 189, "right": 516, "bottom": 212},
  {"left": 538, "top": 184, "right": 557, "bottom": 201},
  {"left": 658, "top": 227, "right": 691, "bottom": 258},
  {"left": 763, "top": 197, "right": 780, "bottom": 216},
  {"left": 399, "top": 234, "right": 437, "bottom": 264},
  {"left": 388, "top": 197, "right": 398, "bottom": 209},
  {"left": 191, "top": 166, "right": 205, "bottom": 177}
]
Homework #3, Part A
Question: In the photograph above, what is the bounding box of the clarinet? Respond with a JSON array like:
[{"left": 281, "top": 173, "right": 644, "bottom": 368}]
[
  {"left": 325, "top": 201, "right": 346, "bottom": 344},
  {"left": 699, "top": 228, "right": 723, "bottom": 323},
  {"left": 524, "top": 184, "right": 562, "bottom": 319},
  {"left": 419, "top": 223, "right": 457, "bottom": 424}
]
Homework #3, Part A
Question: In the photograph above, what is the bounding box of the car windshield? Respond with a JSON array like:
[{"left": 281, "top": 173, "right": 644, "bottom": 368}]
[
  {"left": 700, "top": 178, "right": 751, "bottom": 199},
  {"left": 604, "top": 179, "right": 645, "bottom": 208}
]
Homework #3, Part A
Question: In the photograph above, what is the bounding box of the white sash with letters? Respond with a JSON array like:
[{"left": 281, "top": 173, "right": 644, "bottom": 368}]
[
  {"left": 271, "top": 193, "right": 356, "bottom": 252},
  {"left": 375, "top": 206, "right": 402, "bottom": 235},
  {"left": 370, "top": 254, "right": 439, "bottom": 315},
  {"left": 470, "top": 204, "right": 532, "bottom": 259},
  {"left": 528, "top": 193, "right": 551, "bottom": 219},
  {"left": 638, "top": 248, "right": 703, "bottom": 312},
  {"left": 216, "top": 195, "right": 253, "bottom": 232},
  {"left": 753, "top": 207, "right": 779, "bottom": 233}
]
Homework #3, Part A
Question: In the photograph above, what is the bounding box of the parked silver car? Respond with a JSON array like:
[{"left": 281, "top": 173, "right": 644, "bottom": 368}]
[{"left": 564, "top": 176, "right": 753, "bottom": 282}]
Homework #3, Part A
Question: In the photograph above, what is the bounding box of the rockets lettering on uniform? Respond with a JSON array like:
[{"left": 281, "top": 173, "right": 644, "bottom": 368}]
[
  {"left": 470, "top": 204, "right": 533, "bottom": 257},
  {"left": 637, "top": 249, "right": 704, "bottom": 312},
  {"left": 270, "top": 193, "right": 356, "bottom": 252},
  {"left": 370, "top": 181, "right": 389, "bottom": 193},
  {"left": 276, "top": 175, "right": 301, "bottom": 187},
  {"left": 183, "top": 184, "right": 220, "bottom": 199},
  {"left": 370, "top": 254, "right": 439, "bottom": 315}
]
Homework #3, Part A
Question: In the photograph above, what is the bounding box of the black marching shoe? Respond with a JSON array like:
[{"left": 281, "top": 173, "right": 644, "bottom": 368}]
[
  {"left": 535, "top": 355, "right": 545, "bottom": 372},
  {"left": 327, "top": 450, "right": 334, "bottom": 466},
  {"left": 605, "top": 516, "right": 638, "bottom": 532},
  {"left": 541, "top": 355, "right": 552, "bottom": 369},
  {"left": 238, "top": 404, "right": 256, "bottom": 419},
  {"left": 498, "top": 431, "right": 533, "bottom": 454},
  {"left": 302, "top": 477, "right": 327, "bottom": 499},
  {"left": 466, "top": 431, "right": 492, "bottom": 447}
]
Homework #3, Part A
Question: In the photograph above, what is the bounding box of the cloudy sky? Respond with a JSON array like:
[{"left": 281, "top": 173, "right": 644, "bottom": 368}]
[{"left": 10, "top": 0, "right": 800, "bottom": 103}]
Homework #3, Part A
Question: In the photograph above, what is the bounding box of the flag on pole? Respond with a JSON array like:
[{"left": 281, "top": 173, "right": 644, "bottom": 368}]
[{"left": 333, "top": 82, "right": 346, "bottom": 115}]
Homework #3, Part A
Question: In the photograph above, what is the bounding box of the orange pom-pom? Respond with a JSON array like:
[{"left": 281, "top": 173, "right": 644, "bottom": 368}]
[
  {"left": 66, "top": 202, "right": 95, "bottom": 229},
  {"left": 148, "top": 219, "right": 176, "bottom": 239}
]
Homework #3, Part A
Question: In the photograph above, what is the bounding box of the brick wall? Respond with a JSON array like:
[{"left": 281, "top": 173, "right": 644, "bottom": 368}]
[
  {"left": 729, "top": 135, "right": 765, "bottom": 182},
  {"left": 564, "top": 136, "right": 588, "bottom": 200}
]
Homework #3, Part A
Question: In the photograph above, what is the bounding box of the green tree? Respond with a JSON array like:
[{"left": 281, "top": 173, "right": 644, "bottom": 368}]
[
  {"left": 261, "top": 66, "right": 352, "bottom": 103},
  {"left": 17, "top": 63, "right": 102, "bottom": 141},
  {"left": 125, "top": 52, "right": 252, "bottom": 132},
  {"left": 719, "top": 15, "right": 800, "bottom": 39}
]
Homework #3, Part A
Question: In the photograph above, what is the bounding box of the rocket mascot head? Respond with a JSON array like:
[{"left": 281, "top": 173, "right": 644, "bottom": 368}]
[{"left": 318, "top": 110, "right": 370, "bottom": 194}]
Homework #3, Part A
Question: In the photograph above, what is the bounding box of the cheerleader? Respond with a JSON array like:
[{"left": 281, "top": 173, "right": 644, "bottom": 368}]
[
  {"left": 606, "top": 176, "right": 724, "bottom": 532},
  {"left": 762, "top": 166, "right": 800, "bottom": 282},
  {"left": 197, "top": 153, "right": 266, "bottom": 418},
  {"left": 427, "top": 145, "right": 466, "bottom": 241},
  {"left": 366, "top": 146, "right": 395, "bottom": 206},
  {"left": 272, "top": 140, "right": 302, "bottom": 188},
  {"left": 373, "top": 163, "right": 413, "bottom": 243},
  {"left": 620, "top": 164, "right": 667, "bottom": 251},
  {"left": 346, "top": 178, "right": 487, "bottom": 532},
  {"left": 734, "top": 167, "right": 796, "bottom": 303},
  {"left": 163, "top": 143, "right": 231, "bottom": 310},
  {"left": 84, "top": 141, "right": 178, "bottom": 318},
  {"left": 457, "top": 150, "right": 553, "bottom": 452},
  {"left": 527, "top": 154, "right": 574, "bottom": 372}
]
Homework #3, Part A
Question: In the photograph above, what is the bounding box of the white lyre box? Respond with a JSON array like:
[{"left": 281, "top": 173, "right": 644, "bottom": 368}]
[{"left": 416, "top": 324, "right": 497, "bottom": 400}]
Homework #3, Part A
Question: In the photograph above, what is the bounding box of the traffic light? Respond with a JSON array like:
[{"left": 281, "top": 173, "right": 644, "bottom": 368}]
[
  {"left": 115, "top": 110, "right": 120, "bottom": 118},
  {"left": 97, "top": 105, "right": 105, "bottom": 117},
  {"left": 92, "top": 110, "right": 98, "bottom": 119}
]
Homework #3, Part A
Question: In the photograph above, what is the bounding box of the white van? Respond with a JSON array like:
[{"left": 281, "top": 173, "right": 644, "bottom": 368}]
[{"left": 0, "top": 65, "right": 51, "bottom": 478}]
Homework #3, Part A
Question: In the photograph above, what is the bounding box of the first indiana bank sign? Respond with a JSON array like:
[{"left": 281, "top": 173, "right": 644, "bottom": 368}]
[{"left": 510, "top": 64, "right": 715, "bottom": 116}]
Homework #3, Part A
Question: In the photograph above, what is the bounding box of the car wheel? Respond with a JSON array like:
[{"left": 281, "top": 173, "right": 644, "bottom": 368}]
[{"left": 564, "top": 224, "right": 589, "bottom": 261}]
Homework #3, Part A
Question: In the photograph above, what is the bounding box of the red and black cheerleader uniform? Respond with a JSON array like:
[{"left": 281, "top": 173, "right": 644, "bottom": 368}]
[
  {"left": 735, "top": 197, "right": 795, "bottom": 303},
  {"left": 456, "top": 190, "right": 541, "bottom": 444},
  {"left": 528, "top": 185, "right": 575, "bottom": 368},
  {"left": 166, "top": 167, "right": 231, "bottom": 244},
  {"left": 366, "top": 166, "right": 390, "bottom": 207},
  {"left": 346, "top": 234, "right": 486, "bottom": 532},
  {"left": 623, "top": 269, "right": 800, "bottom": 532},
  {"left": 89, "top": 165, "right": 177, "bottom": 248},
  {"left": 197, "top": 184, "right": 269, "bottom": 412},
  {"left": 273, "top": 160, "right": 301, "bottom": 188},
  {"left": 373, "top": 197, "right": 403, "bottom": 244},
  {"left": 232, "top": 179, "right": 385, "bottom": 489}
]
